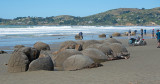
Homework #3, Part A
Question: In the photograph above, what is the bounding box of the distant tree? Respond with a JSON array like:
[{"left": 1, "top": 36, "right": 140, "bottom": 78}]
[
  {"left": 142, "top": 8, "right": 145, "bottom": 10},
  {"left": 0, "top": 18, "right": 2, "bottom": 22}
]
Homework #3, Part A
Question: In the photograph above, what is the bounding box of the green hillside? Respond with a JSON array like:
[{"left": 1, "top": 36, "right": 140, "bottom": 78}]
[{"left": 0, "top": 7, "right": 160, "bottom": 26}]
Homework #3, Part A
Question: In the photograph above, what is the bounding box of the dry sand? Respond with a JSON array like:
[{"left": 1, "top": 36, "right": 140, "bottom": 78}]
[{"left": 0, "top": 39, "right": 160, "bottom": 84}]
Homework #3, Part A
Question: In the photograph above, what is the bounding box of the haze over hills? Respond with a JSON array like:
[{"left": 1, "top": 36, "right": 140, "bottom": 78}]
[{"left": 0, "top": 7, "right": 160, "bottom": 26}]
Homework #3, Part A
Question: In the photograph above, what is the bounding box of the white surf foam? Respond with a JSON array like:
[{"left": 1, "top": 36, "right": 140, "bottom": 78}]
[{"left": 0, "top": 26, "right": 159, "bottom": 36}]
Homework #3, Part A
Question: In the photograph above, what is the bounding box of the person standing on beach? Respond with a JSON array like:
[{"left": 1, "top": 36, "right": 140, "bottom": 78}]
[
  {"left": 156, "top": 29, "right": 160, "bottom": 48},
  {"left": 128, "top": 29, "right": 131, "bottom": 39},
  {"left": 144, "top": 29, "right": 146, "bottom": 35},
  {"left": 141, "top": 29, "right": 143, "bottom": 38},
  {"left": 152, "top": 29, "right": 154, "bottom": 38},
  {"left": 79, "top": 32, "right": 83, "bottom": 40},
  {"left": 134, "top": 30, "right": 137, "bottom": 36},
  {"left": 156, "top": 29, "right": 159, "bottom": 33}
]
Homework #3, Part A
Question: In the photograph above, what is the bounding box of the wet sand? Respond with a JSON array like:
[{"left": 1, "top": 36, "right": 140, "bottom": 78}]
[{"left": 0, "top": 39, "right": 160, "bottom": 84}]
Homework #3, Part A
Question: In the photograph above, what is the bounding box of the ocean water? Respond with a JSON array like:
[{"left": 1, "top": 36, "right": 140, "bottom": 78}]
[{"left": 0, "top": 25, "right": 159, "bottom": 51}]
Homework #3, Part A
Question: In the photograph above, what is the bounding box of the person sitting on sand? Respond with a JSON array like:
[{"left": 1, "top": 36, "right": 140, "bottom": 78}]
[
  {"left": 136, "top": 36, "right": 140, "bottom": 41},
  {"left": 128, "top": 38, "right": 136, "bottom": 44},
  {"left": 79, "top": 32, "right": 83, "bottom": 40},
  {"left": 109, "top": 35, "right": 112, "bottom": 38},
  {"left": 156, "top": 29, "right": 160, "bottom": 48},
  {"left": 134, "top": 36, "right": 142, "bottom": 45}
]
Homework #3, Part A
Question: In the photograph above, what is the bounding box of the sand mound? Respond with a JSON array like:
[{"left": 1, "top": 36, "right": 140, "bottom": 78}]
[
  {"left": 83, "top": 40, "right": 100, "bottom": 49},
  {"left": 34, "top": 42, "right": 50, "bottom": 51},
  {"left": 108, "top": 43, "right": 129, "bottom": 58},
  {"left": 82, "top": 48, "right": 107, "bottom": 63},
  {"left": 106, "top": 38, "right": 122, "bottom": 44},
  {"left": 53, "top": 49, "right": 82, "bottom": 67},
  {"left": 63, "top": 55, "right": 94, "bottom": 71}
]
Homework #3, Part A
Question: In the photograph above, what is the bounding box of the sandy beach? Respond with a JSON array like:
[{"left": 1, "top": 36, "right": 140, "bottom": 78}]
[{"left": 0, "top": 38, "right": 160, "bottom": 84}]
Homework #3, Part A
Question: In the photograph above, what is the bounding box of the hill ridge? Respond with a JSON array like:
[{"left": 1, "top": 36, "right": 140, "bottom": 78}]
[{"left": 0, "top": 7, "right": 160, "bottom": 26}]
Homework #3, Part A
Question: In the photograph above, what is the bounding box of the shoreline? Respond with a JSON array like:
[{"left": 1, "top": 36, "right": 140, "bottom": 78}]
[{"left": 0, "top": 33, "right": 156, "bottom": 54}]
